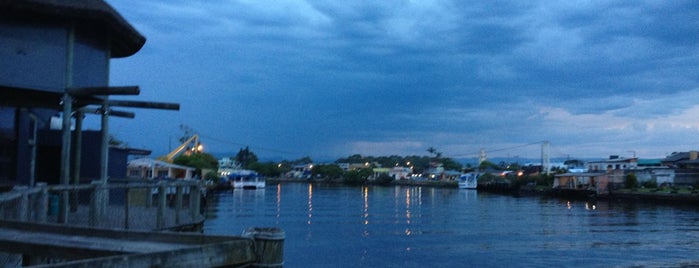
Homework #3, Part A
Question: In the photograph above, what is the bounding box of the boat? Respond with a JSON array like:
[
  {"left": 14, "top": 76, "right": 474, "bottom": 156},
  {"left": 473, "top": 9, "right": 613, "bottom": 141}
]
[
  {"left": 458, "top": 173, "right": 479, "bottom": 189},
  {"left": 227, "top": 170, "right": 265, "bottom": 189}
]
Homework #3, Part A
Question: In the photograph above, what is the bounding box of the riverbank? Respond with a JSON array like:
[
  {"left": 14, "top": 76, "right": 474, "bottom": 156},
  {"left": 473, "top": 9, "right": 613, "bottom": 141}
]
[
  {"left": 253, "top": 177, "right": 699, "bottom": 205},
  {"left": 476, "top": 180, "right": 699, "bottom": 205},
  {"left": 264, "top": 177, "right": 459, "bottom": 188}
]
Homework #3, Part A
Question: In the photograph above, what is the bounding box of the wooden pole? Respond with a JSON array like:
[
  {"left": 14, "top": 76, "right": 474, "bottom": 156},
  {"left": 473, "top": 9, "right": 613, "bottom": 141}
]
[
  {"left": 157, "top": 183, "right": 166, "bottom": 229},
  {"left": 59, "top": 22, "right": 75, "bottom": 224},
  {"left": 71, "top": 110, "right": 83, "bottom": 212},
  {"left": 36, "top": 183, "right": 48, "bottom": 223},
  {"left": 58, "top": 94, "right": 72, "bottom": 224},
  {"left": 89, "top": 181, "right": 102, "bottom": 227},
  {"left": 124, "top": 188, "right": 130, "bottom": 229},
  {"left": 99, "top": 103, "right": 110, "bottom": 219},
  {"left": 175, "top": 185, "right": 182, "bottom": 225},
  {"left": 16, "top": 186, "right": 29, "bottom": 221},
  {"left": 190, "top": 184, "right": 201, "bottom": 221}
]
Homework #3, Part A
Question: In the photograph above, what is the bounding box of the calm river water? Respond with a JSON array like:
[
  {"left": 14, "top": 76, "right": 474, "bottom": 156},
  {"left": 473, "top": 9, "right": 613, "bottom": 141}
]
[{"left": 203, "top": 183, "right": 699, "bottom": 267}]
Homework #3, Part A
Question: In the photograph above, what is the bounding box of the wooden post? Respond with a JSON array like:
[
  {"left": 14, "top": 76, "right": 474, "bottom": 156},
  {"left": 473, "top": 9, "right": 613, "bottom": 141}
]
[
  {"left": 242, "top": 227, "right": 285, "bottom": 267},
  {"left": 16, "top": 187, "right": 29, "bottom": 221},
  {"left": 124, "top": 187, "right": 130, "bottom": 229},
  {"left": 36, "top": 183, "right": 48, "bottom": 223},
  {"left": 157, "top": 183, "right": 166, "bottom": 229},
  {"left": 60, "top": 190, "right": 69, "bottom": 224},
  {"left": 190, "top": 184, "right": 201, "bottom": 221},
  {"left": 175, "top": 185, "right": 182, "bottom": 225},
  {"left": 146, "top": 185, "right": 153, "bottom": 208},
  {"left": 89, "top": 181, "right": 102, "bottom": 227},
  {"left": 71, "top": 110, "right": 83, "bottom": 213},
  {"left": 58, "top": 93, "right": 72, "bottom": 224}
]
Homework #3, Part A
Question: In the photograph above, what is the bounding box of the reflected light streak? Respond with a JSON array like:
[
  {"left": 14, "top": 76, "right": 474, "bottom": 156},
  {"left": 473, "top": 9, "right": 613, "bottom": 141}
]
[
  {"left": 307, "top": 183, "right": 313, "bottom": 225},
  {"left": 276, "top": 184, "right": 281, "bottom": 222},
  {"left": 405, "top": 189, "right": 412, "bottom": 236},
  {"left": 405, "top": 189, "right": 411, "bottom": 224},
  {"left": 585, "top": 202, "right": 597, "bottom": 210},
  {"left": 363, "top": 186, "right": 369, "bottom": 225}
]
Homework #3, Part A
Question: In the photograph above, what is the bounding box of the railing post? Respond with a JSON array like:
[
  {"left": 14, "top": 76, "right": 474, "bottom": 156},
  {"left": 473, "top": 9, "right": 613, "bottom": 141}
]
[
  {"left": 124, "top": 187, "right": 130, "bottom": 229},
  {"left": 58, "top": 189, "right": 69, "bottom": 224},
  {"left": 157, "top": 182, "right": 166, "bottom": 229},
  {"left": 190, "top": 183, "right": 201, "bottom": 221},
  {"left": 175, "top": 185, "right": 183, "bottom": 225},
  {"left": 36, "top": 183, "right": 48, "bottom": 223},
  {"left": 146, "top": 184, "right": 154, "bottom": 208},
  {"left": 89, "top": 181, "right": 102, "bottom": 227},
  {"left": 16, "top": 186, "right": 29, "bottom": 221}
]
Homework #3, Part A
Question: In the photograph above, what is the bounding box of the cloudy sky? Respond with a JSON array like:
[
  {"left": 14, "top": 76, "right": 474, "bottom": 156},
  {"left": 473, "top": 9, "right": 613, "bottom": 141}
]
[{"left": 101, "top": 0, "right": 699, "bottom": 162}]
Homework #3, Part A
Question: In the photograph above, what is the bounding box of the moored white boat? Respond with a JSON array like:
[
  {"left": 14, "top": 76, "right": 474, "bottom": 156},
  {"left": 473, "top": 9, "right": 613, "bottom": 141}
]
[
  {"left": 458, "top": 173, "right": 478, "bottom": 189},
  {"left": 226, "top": 170, "right": 266, "bottom": 189},
  {"left": 231, "top": 175, "right": 265, "bottom": 189}
]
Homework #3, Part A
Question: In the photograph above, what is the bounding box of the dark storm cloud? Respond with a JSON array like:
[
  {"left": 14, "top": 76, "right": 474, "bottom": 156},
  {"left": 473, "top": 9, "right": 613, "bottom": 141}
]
[{"left": 105, "top": 0, "right": 699, "bottom": 160}]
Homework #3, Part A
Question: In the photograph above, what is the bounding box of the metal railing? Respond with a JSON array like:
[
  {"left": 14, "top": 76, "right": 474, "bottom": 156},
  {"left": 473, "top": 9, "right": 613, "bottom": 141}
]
[{"left": 0, "top": 179, "right": 204, "bottom": 230}]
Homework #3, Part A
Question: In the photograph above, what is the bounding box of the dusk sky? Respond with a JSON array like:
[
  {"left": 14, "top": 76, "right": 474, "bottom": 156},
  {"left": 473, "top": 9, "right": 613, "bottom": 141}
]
[{"left": 98, "top": 1, "right": 699, "bottom": 162}]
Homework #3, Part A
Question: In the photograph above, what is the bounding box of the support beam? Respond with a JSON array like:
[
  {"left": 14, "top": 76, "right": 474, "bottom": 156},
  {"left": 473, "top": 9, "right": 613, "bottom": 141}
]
[
  {"left": 80, "top": 107, "right": 135, "bottom": 118},
  {"left": 67, "top": 86, "right": 140, "bottom": 96},
  {"left": 107, "top": 100, "right": 180, "bottom": 110},
  {"left": 100, "top": 103, "right": 109, "bottom": 183},
  {"left": 59, "top": 93, "right": 72, "bottom": 224},
  {"left": 71, "top": 110, "right": 83, "bottom": 212}
]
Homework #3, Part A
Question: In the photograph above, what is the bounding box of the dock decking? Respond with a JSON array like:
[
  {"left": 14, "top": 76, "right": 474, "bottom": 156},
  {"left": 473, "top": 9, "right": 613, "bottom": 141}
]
[
  {"left": 0, "top": 181, "right": 284, "bottom": 267},
  {"left": 0, "top": 220, "right": 258, "bottom": 267}
]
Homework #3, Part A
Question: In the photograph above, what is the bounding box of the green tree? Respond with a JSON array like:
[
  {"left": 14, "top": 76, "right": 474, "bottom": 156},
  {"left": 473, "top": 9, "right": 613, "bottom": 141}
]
[
  {"left": 440, "top": 157, "right": 463, "bottom": 171},
  {"left": 235, "top": 146, "right": 258, "bottom": 168},
  {"left": 248, "top": 162, "right": 284, "bottom": 177},
  {"left": 204, "top": 171, "right": 220, "bottom": 184},
  {"left": 343, "top": 170, "right": 366, "bottom": 185},
  {"left": 625, "top": 173, "right": 638, "bottom": 189},
  {"left": 312, "top": 164, "right": 344, "bottom": 180},
  {"left": 292, "top": 156, "right": 313, "bottom": 165},
  {"left": 479, "top": 160, "right": 499, "bottom": 171},
  {"left": 173, "top": 152, "right": 218, "bottom": 175},
  {"left": 375, "top": 173, "right": 394, "bottom": 185}
]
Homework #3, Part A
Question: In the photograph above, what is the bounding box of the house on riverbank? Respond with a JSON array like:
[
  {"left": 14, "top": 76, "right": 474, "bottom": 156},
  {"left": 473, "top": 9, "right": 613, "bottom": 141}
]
[{"left": 553, "top": 156, "right": 636, "bottom": 195}]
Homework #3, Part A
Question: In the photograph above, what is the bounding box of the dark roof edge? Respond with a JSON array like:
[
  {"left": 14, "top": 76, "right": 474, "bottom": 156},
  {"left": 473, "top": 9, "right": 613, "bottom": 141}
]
[{"left": 0, "top": 0, "right": 145, "bottom": 58}]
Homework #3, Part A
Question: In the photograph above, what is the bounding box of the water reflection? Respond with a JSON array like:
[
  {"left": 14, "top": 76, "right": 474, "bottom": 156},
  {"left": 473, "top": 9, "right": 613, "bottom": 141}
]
[
  {"left": 361, "top": 186, "right": 369, "bottom": 225},
  {"left": 307, "top": 183, "right": 313, "bottom": 225},
  {"left": 204, "top": 184, "right": 699, "bottom": 267}
]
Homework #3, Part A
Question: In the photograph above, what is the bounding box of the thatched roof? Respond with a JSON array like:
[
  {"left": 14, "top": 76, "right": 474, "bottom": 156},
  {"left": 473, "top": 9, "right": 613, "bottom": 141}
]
[{"left": 0, "top": 0, "right": 145, "bottom": 58}]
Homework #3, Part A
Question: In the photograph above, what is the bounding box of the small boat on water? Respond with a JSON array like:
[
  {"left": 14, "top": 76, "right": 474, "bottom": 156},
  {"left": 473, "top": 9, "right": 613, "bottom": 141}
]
[
  {"left": 458, "top": 173, "right": 479, "bottom": 189},
  {"left": 226, "top": 170, "right": 265, "bottom": 189}
]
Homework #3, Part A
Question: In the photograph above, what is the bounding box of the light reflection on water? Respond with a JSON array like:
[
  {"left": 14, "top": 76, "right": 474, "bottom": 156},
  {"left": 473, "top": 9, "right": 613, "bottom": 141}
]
[{"left": 203, "top": 183, "right": 699, "bottom": 267}]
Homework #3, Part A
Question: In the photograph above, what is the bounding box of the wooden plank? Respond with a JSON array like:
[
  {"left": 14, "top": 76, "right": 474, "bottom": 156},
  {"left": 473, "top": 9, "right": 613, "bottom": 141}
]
[
  {"left": 0, "top": 221, "right": 232, "bottom": 244},
  {"left": 37, "top": 240, "right": 255, "bottom": 268},
  {"left": 0, "top": 220, "right": 258, "bottom": 266}
]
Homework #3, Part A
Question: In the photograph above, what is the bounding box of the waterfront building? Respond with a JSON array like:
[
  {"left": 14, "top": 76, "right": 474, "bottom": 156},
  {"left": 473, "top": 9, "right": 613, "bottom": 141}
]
[
  {"left": 555, "top": 156, "right": 637, "bottom": 195},
  {"left": 217, "top": 157, "right": 241, "bottom": 177},
  {"left": 659, "top": 151, "right": 699, "bottom": 186},
  {"left": 127, "top": 158, "right": 196, "bottom": 180},
  {"left": 0, "top": 0, "right": 176, "bottom": 187}
]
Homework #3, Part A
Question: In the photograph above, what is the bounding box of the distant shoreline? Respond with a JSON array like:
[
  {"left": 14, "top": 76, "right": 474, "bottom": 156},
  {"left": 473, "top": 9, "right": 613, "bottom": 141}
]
[{"left": 265, "top": 177, "right": 458, "bottom": 188}]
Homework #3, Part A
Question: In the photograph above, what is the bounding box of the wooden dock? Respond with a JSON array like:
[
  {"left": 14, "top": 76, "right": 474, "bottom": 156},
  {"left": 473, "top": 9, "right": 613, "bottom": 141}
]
[
  {"left": 0, "top": 181, "right": 284, "bottom": 267},
  {"left": 0, "top": 220, "right": 262, "bottom": 267}
]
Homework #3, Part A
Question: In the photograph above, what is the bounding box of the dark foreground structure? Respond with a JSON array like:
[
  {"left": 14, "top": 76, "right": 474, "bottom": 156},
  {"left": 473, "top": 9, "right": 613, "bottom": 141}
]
[{"left": 0, "top": 1, "right": 284, "bottom": 266}]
